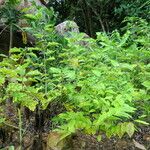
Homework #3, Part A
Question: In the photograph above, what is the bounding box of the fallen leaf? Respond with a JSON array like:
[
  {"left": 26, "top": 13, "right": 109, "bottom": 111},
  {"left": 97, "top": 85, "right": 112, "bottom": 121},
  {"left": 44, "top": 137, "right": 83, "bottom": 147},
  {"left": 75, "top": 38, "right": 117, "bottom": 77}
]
[{"left": 133, "top": 139, "right": 146, "bottom": 150}]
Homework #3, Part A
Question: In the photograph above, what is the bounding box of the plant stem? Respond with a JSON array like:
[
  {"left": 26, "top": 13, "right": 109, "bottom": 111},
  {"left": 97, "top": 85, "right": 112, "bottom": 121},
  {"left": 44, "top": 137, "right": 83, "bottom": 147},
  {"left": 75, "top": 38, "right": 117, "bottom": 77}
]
[
  {"left": 86, "top": 1, "right": 106, "bottom": 33},
  {"left": 9, "top": 24, "right": 13, "bottom": 55},
  {"left": 4, "top": 122, "right": 24, "bottom": 131},
  {"left": 0, "top": 25, "right": 9, "bottom": 36},
  {"left": 18, "top": 108, "right": 22, "bottom": 150},
  {"left": 43, "top": 45, "right": 48, "bottom": 95}
]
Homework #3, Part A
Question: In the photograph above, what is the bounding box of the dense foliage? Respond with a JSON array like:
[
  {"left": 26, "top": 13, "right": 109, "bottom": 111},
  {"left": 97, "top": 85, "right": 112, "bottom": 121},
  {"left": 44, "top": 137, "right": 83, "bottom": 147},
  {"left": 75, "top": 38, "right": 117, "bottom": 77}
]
[{"left": 0, "top": 3, "right": 149, "bottom": 144}]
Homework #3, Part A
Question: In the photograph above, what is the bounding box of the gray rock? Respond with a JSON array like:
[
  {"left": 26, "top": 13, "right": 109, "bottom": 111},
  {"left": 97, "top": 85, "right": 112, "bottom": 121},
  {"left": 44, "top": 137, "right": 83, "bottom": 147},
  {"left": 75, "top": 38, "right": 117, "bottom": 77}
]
[
  {"left": 54, "top": 21, "right": 97, "bottom": 50},
  {"left": 55, "top": 20, "right": 79, "bottom": 37}
]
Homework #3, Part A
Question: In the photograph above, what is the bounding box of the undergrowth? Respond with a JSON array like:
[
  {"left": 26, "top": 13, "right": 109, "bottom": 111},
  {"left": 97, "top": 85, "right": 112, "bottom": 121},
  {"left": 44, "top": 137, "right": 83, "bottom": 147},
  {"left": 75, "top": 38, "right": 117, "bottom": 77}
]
[{"left": 0, "top": 4, "right": 149, "bottom": 144}]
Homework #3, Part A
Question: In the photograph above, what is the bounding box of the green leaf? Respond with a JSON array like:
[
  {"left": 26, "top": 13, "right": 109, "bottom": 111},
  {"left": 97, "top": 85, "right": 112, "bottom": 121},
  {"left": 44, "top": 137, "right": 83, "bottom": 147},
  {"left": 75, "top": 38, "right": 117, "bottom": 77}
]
[
  {"left": 10, "top": 47, "right": 21, "bottom": 53},
  {"left": 120, "top": 63, "right": 134, "bottom": 71},
  {"left": 8, "top": 146, "right": 15, "bottom": 150},
  {"left": 0, "top": 76, "right": 5, "bottom": 85},
  {"left": 142, "top": 81, "right": 150, "bottom": 90},
  {"left": 16, "top": 66, "right": 26, "bottom": 76},
  {"left": 27, "top": 101, "right": 38, "bottom": 111},
  {"left": 24, "top": 14, "right": 37, "bottom": 20},
  {"left": 63, "top": 69, "right": 76, "bottom": 80},
  {"left": 49, "top": 67, "right": 61, "bottom": 74},
  {"left": 26, "top": 70, "right": 41, "bottom": 76},
  {"left": 0, "top": 54, "right": 7, "bottom": 58},
  {"left": 134, "top": 120, "right": 149, "bottom": 125},
  {"left": 7, "top": 83, "right": 22, "bottom": 93},
  {"left": 125, "top": 122, "right": 135, "bottom": 137},
  {"left": 116, "top": 123, "right": 126, "bottom": 138},
  {"left": 97, "top": 135, "right": 102, "bottom": 141},
  {"left": 0, "top": 117, "right": 5, "bottom": 124},
  {"left": 92, "top": 69, "right": 101, "bottom": 77}
]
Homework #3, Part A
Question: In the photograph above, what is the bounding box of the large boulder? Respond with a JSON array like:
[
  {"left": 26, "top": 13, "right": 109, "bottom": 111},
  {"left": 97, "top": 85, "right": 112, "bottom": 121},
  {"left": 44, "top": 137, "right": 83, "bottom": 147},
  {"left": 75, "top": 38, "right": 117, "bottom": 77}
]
[
  {"left": 18, "top": 0, "right": 43, "bottom": 12},
  {"left": 55, "top": 20, "right": 93, "bottom": 48},
  {"left": 0, "top": 0, "right": 43, "bottom": 8},
  {"left": 55, "top": 20, "right": 79, "bottom": 37}
]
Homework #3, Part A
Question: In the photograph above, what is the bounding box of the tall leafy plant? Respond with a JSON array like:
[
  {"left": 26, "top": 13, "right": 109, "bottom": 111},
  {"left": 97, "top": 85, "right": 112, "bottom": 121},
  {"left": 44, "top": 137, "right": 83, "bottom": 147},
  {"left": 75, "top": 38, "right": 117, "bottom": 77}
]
[
  {"left": 0, "top": 3, "right": 149, "bottom": 143},
  {"left": 52, "top": 18, "right": 150, "bottom": 139}
]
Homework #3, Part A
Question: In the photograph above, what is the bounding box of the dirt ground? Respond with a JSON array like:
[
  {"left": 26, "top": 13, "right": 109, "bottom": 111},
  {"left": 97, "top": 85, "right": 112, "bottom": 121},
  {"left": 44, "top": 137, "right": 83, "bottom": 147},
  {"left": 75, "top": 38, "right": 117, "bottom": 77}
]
[
  {"left": 0, "top": 126, "right": 150, "bottom": 150},
  {"left": 0, "top": 103, "right": 150, "bottom": 150},
  {"left": 71, "top": 126, "right": 150, "bottom": 150}
]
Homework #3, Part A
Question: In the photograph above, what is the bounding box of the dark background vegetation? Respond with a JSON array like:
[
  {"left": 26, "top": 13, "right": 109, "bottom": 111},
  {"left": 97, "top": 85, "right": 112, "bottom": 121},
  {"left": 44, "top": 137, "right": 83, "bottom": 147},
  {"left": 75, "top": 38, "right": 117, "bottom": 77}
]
[{"left": 46, "top": 0, "right": 150, "bottom": 36}]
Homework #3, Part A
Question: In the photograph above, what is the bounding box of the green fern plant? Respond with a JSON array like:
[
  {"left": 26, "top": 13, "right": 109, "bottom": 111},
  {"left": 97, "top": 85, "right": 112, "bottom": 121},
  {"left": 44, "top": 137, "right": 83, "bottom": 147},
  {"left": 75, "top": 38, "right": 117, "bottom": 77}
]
[
  {"left": 0, "top": 7, "right": 149, "bottom": 143},
  {"left": 52, "top": 18, "right": 150, "bottom": 139}
]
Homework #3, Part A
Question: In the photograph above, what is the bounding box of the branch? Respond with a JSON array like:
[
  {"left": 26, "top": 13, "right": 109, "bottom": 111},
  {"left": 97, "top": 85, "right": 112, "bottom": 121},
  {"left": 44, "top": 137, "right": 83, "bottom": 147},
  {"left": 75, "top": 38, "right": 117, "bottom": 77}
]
[
  {"left": 86, "top": 1, "right": 106, "bottom": 33},
  {"left": 39, "top": 0, "right": 47, "bottom": 6}
]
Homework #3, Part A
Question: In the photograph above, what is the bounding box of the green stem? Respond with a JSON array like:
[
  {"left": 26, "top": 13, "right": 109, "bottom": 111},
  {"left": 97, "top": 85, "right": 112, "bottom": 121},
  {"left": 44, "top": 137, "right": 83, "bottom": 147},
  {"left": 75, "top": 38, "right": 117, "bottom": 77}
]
[
  {"left": 0, "top": 25, "right": 9, "bottom": 36},
  {"left": 43, "top": 45, "right": 48, "bottom": 95},
  {"left": 4, "top": 122, "right": 24, "bottom": 131},
  {"left": 9, "top": 24, "right": 13, "bottom": 56},
  {"left": 139, "top": 0, "right": 150, "bottom": 9},
  {"left": 18, "top": 108, "right": 22, "bottom": 150}
]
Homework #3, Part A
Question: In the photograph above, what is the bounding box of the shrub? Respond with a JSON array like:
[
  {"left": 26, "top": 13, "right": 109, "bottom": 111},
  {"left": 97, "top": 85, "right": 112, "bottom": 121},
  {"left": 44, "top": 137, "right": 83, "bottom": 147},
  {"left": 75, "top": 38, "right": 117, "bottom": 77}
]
[{"left": 0, "top": 4, "right": 149, "bottom": 141}]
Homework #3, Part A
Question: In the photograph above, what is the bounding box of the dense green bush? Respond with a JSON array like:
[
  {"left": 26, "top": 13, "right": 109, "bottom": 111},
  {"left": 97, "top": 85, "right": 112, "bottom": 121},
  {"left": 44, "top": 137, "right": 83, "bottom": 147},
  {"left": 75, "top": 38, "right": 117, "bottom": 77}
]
[
  {"left": 0, "top": 5, "right": 149, "bottom": 142},
  {"left": 52, "top": 18, "right": 150, "bottom": 138}
]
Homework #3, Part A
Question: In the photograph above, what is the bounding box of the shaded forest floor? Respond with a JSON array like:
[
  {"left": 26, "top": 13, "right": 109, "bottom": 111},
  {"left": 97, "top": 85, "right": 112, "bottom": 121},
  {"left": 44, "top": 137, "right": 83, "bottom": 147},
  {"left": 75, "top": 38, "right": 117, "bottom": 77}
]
[
  {"left": 0, "top": 103, "right": 150, "bottom": 149},
  {"left": 1, "top": 126, "right": 150, "bottom": 150}
]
